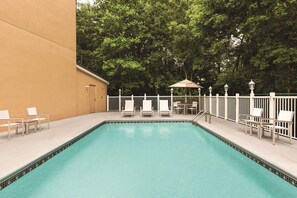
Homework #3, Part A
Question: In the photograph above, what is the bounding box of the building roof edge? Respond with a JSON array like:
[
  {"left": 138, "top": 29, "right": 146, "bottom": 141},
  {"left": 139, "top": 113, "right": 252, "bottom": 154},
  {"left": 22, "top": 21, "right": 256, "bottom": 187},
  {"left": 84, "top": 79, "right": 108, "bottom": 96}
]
[{"left": 76, "top": 65, "right": 109, "bottom": 85}]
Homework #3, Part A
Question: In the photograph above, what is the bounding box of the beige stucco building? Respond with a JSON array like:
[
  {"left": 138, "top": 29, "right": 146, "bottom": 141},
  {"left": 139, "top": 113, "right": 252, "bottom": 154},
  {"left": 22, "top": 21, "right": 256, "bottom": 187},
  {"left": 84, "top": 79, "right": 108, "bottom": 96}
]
[{"left": 0, "top": 1, "right": 108, "bottom": 124}]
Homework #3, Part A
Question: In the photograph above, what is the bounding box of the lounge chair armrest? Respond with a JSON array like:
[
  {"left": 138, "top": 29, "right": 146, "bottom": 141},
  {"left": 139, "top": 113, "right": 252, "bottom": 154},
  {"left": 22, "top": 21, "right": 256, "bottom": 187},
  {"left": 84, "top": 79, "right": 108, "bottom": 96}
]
[
  {"left": 260, "top": 118, "right": 275, "bottom": 122},
  {"left": 274, "top": 120, "right": 293, "bottom": 124},
  {"left": 260, "top": 118, "right": 276, "bottom": 125},
  {"left": 10, "top": 117, "right": 24, "bottom": 123}
]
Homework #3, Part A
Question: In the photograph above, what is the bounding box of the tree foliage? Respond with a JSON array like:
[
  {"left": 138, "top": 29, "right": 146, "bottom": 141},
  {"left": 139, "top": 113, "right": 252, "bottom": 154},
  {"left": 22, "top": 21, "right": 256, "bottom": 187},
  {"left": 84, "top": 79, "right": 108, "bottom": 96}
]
[{"left": 77, "top": 0, "right": 297, "bottom": 95}]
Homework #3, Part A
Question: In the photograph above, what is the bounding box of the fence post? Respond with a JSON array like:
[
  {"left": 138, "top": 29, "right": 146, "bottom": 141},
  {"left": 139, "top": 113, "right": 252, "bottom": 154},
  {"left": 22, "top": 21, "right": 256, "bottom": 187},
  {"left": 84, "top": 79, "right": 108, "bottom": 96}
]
[
  {"left": 204, "top": 94, "right": 206, "bottom": 111},
  {"left": 249, "top": 80, "right": 255, "bottom": 114},
  {"left": 235, "top": 93, "right": 239, "bottom": 123},
  {"left": 224, "top": 86, "right": 228, "bottom": 120},
  {"left": 119, "top": 89, "right": 121, "bottom": 112},
  {"left": 131, "top": 94, "right": 134, "bottom": 110},
  {"left": 107, "top": 95, "right": 109, "bottom": 112},
  {"left": 198, "top": 88, "right": 201, "bottom": 110},
  {"left": 269, "top": 92, "right": 276, "bottom": 119},
  {"left": 209, "top": 86, "right": 212, "bottom": 114},
  {"left": 157, "top": 94, "right": 160, "bottom": 115},
  {"left": 216, "top": 94, "right": 219, "bottom": 117},
  {"left": 171, "top": 88, "right": 173, "bottom": 112},
  {"left": 249, "top": 94, "right": 254, "bottom": 114}
]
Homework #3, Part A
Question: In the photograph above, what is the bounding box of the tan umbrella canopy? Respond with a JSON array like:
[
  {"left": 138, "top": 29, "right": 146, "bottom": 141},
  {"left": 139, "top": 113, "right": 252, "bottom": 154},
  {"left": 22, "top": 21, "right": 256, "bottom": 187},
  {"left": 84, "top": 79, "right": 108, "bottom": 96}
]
[
  {"left": 169, "top": 79, "right": 203, "bottom": 103},
  {"left": 169, "top": 79, "right": 203, "bottom": 88}
]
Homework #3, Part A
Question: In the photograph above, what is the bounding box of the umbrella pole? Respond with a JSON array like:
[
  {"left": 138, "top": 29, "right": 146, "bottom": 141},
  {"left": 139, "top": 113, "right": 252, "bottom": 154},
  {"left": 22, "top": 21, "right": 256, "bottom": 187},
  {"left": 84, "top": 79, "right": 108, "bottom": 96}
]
[{"left": 185, "top": 88, "right": 187, "bottom": 103}]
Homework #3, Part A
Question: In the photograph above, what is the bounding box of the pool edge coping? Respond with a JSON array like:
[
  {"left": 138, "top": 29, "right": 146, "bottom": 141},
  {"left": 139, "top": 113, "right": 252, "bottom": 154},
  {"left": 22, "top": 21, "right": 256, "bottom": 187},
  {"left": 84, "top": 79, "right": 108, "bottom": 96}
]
[
  {"left": 193, "top": 122, "right": 297, "bottom": 187},
  {"left": 0, "top": 121, "right": 106, "bottom": 190}
]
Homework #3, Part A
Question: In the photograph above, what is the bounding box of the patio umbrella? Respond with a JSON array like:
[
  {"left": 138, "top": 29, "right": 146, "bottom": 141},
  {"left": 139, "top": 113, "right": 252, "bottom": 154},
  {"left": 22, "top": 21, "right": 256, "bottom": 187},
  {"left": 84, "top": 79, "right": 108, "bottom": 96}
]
[
  {"left": 169, "top": 79, "right": 203, "bottom": 89},
  {"left": 169, "top": 79, "right": 203, "bottom": 103}
]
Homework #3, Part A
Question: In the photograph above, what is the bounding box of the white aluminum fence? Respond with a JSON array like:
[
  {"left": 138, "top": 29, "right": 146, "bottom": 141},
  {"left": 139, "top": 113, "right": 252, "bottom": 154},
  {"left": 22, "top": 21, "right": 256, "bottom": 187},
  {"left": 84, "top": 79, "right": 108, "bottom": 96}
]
[
  {"left": 200, "top": 92, "right": 297, "bottom": 140},
  {"left": 107, "top": 92, "right": 297, "bottom": 140}
]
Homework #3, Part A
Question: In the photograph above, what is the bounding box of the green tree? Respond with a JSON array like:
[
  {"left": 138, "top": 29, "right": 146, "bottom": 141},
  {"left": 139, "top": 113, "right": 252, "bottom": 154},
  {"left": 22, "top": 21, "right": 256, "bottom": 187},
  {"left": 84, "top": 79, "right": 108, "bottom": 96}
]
[
  {"left": 189, "top": 0, "right": 297, "bottom": 94},
  {"left": 77, "top": 0, "right": 297, "bottom": 95},
  {"left": 77, "top": 0, "right": 182, "bottom": 95}
]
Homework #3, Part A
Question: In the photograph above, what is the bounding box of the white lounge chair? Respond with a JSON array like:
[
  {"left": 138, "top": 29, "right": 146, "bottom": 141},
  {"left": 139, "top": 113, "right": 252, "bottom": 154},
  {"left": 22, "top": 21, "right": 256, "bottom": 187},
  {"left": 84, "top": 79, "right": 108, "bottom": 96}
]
[
  {"left": 122, "top": 100, "right": 135, "bottom": 116},
  {"left": 187, "top": 101, "right": 198, "bottom": 114},
  {"left": 159, "top": 100, "right": 171, "bottom": 116},
  {"left": 27, "top": 107, "right": 50, "bottom": 131},
  {"left": 140, "top": 100, "right": 154, "bottom": 116},
  {"left": 239, "top": 108, "right": 263, "bottom": 136},
  {"left": 0, "top": 110, "right": 24, "bottom": 139},
  {"left": 260, "top": 110, "right": 294, "bottom": 145}
]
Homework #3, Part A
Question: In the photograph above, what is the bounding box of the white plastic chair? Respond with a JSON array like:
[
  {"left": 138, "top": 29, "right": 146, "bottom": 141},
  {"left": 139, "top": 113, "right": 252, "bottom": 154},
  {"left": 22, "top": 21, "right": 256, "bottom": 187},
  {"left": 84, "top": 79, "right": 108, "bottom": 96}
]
[
  {"left": 239, "top": 108, "right": 263, "bottom": 136},
  {"left": 260, "top": 110, "right": 294, "bottom": 145},
  {"left": 27, "top": 107, "right": 50, "bottom": 131},
  {"left": 140, "top": 100, "right": 154, "bottom": 116},
  {"left": 0, "top": 110, "right": 24, "bottom": 139},
  {"left": 159, "top": 100, "right": 171, "bottom": 116},
  {"left": 187, "top": 101, "right": 198, "bottom": 114},
  {"left": 121, "top": 100, "right": 135, "bottom": 116},
  {"left": 173, "top": 101, "right": 183, "bottom": 114}
]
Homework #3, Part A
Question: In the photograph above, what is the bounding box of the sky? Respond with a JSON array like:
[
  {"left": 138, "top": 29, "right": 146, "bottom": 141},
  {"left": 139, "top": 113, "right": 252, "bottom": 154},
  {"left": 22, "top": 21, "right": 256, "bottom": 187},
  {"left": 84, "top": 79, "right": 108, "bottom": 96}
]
[{"left": 77, "top": 0, "right": 93, "bottom": 4}]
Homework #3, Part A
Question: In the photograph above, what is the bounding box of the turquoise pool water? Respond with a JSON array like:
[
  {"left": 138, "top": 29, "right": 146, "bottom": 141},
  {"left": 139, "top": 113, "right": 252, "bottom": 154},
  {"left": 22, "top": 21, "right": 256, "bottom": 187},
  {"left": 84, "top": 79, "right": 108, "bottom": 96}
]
[{"left": 1, "top": 122, "right": 297, "bottom": 197}]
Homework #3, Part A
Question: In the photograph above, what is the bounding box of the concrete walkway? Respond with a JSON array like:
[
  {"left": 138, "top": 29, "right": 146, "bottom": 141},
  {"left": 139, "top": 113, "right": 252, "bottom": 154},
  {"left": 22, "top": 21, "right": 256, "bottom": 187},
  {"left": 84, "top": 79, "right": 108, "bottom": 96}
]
[{"left": 0, "top": 112, "right": 296, "bottom": 181}]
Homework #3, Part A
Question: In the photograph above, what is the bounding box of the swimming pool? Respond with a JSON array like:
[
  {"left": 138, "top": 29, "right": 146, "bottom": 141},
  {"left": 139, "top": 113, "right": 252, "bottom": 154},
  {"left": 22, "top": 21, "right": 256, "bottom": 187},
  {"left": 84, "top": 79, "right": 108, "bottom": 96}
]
[{"left": 0, "top": 122, "right": 297, "bottom": 197}]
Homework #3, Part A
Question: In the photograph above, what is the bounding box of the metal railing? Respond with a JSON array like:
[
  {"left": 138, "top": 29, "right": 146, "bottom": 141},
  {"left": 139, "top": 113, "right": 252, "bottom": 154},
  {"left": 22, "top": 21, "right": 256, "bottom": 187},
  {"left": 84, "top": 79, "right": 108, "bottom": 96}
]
[{"left": 192, "top": 110, "right": 211, "bottom": 123}]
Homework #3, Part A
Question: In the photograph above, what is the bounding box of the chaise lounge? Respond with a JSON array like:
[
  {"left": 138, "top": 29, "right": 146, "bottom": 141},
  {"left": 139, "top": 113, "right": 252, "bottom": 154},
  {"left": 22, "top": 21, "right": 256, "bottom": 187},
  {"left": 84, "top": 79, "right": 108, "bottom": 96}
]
[
  {"left": 121, "top": 100, "right": 135, "bottom": 116},
  {"left": 159, "top": 100, "right": 171, "bottom": 116},
  {"left": 140, "top": 100, "right": 154, "bottom": 116}
]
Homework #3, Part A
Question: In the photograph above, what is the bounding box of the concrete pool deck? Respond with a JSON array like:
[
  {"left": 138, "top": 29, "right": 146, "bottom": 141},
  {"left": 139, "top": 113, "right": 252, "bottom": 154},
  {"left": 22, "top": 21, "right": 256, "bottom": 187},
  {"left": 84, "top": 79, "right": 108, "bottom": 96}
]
[{"left": 0, "top": 112, "right": 297, "bottom": 182}]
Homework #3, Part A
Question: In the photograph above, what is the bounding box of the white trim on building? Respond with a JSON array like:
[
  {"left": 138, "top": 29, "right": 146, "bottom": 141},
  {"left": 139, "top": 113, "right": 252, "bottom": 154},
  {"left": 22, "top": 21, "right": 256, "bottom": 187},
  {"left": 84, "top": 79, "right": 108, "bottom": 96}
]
[{"left": 76, "top": 65, "right": 109, "bottom": 85}]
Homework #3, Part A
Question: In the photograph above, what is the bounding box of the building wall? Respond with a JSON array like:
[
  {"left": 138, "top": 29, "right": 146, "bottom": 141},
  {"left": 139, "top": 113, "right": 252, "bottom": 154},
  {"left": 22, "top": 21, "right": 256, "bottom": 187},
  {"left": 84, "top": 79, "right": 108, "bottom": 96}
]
[
  {"left": 0, "top": 0, "right": 75, "bottom": 51},
  {"left": 76, "top": 68, "right": 108, "bottom": 115},
  {"left": 0, "top": 0, "right": 108, "bottom": 127}
]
